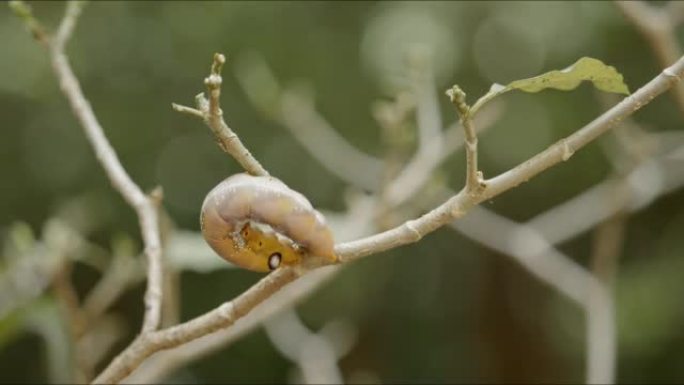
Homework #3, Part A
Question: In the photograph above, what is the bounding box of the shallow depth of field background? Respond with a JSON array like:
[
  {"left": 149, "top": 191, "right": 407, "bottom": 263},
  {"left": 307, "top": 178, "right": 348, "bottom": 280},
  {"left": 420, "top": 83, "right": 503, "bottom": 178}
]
[{"left": 1, "top": 1, "right": 684, "bottom": 383}]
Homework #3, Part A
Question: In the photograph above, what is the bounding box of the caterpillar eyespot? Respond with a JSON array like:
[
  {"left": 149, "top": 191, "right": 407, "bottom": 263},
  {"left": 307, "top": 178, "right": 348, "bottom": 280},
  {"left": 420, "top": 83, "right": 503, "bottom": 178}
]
[
  {"left": 200, "top": 173, "right": 337, "bottom": 272},
  {"left": 268, "top": 252, "right": 282, "bottom": 270}
]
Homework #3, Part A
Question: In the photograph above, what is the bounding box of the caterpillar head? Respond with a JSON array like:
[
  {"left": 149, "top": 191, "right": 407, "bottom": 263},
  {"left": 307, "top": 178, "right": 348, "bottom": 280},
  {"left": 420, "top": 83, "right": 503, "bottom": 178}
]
[{"left": 238, "top": 222, "right": 303, "bottom": 271}]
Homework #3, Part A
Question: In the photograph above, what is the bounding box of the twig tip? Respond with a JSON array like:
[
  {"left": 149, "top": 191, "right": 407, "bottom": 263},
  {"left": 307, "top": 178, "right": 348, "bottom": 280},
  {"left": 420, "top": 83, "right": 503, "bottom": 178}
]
[
  {"left": 149, "top": 186, "right": 164, "bottom": 204},
  {"left": 210, "top": 53, "right": 226, "bottom": 76},
  {"left": 214, "top": 53, "right": 226, "bottom": 64},
  {"left": 446, "top": 85, "right": 470, "bottom": 118}
]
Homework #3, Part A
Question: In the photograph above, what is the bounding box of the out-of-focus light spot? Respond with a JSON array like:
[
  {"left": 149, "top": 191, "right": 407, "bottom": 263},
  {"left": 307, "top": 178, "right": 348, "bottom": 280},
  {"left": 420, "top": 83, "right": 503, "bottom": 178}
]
[{"left": 360, "top": 3, "right": 461, "bottom": 92}]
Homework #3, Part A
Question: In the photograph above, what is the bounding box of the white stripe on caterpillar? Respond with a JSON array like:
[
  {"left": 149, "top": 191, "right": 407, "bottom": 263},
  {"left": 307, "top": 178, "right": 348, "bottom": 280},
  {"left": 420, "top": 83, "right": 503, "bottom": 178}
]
[{"left": 201, "top": 173, "right": 337, "bottom": 272}]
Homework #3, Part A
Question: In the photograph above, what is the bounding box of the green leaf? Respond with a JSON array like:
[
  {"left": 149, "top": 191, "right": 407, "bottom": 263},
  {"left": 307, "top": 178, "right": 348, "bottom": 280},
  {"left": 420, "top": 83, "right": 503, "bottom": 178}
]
[{"left": 470, "top": 57, "right": 630, "bottom": 116}]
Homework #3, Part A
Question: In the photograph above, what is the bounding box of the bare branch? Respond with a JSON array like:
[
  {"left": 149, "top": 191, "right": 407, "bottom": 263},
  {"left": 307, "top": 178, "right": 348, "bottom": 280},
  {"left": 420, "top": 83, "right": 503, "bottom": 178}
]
[
  {"left": 93, "top": 267, "right": 302, "bottom": 384},
  {"left": 12, "top": 0, "right": 165, "bottom": 334},
  {"left": 447, "top": 85, "right": 482, "bottom": 194},
  {"left": 94, "top": 55, "right": 684, "bottom": 383},
  {"left": 53, "top": 0, "right": 86, "bottom": 51},
  {"left": 174, "top": 53, "right": 270, "bottom": 176},
  {"left": 342, "top": 56, "right": 684, "bottom": 261},
  {"left": 382, "top": 101, "right": 503, "bottom": 207},
  {"left": 171, "top": 103, "right": 203, "bottom": 118},
  {"left": 123, "top": 267, "right": 341, "bottom": 383},
  {"left": 123, "top": 194, "right": 375, "bottom": 383}
]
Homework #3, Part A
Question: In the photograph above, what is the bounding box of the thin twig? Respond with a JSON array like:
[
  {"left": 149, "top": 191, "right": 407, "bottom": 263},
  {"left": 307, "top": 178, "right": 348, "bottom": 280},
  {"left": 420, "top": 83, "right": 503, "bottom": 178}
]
[
  {"left": 123, "top": 267, "right": 341, "bottom": 383},
  {"left": 11, "top": 0, "right": 165, "bottom": 334},
  {"left": 171, "top": 103, "right": 203, "bottom": 118},
  {"left": 382, "top": 101, "right": 503, "bottom": 207},
  {"left": 447, "top": 85, "right": 481, "bottom": 194},
  {"left": 174, "top": 53, "right": 269, "bottom": 176},
  {"left": 94, "top": 55, "right": 684, "bottom": 384},
  {"left": 124, "top": 137, "right": 684, "bottom": 383},
  {"left": 341, "top": 55, "right": 684, "bottom": 262},
  {"left": 94, "top": 267, "right": 302, "bottom": 383},
  {"left": 54, "top": 1, "right": 86, "bottom": 51}
]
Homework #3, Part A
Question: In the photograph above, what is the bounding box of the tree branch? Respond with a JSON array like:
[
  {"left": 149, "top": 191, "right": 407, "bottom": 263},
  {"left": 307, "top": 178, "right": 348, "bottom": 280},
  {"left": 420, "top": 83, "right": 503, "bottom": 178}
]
[
  {"left": 94, "top": 55, "right": 684, "bottom": 383},
  {"left": 53, "top": 0, "right": 86, "bottom": 51},
  {"left": 93, "top": 267, "right": 301, "bottom": 383},
  {"left": 174, "top": 53, "right": 269, "bottom": 176},
  {"left": 123, "top": 267, "right": 341, "bottom": 383},
  {"left": 381, "top": 100, "right": 502, "bottom": 207},
  {"left": 447, "top": 85, "right": 482, "bottom": 194},
  {"left": 11, "top": 0, "right": 165, "bottom": 334}
]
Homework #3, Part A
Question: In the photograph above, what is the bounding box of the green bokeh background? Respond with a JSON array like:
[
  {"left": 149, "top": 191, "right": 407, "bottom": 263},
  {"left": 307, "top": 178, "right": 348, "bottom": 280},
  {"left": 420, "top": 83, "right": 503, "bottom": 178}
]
[{"left": 1, "top": 1, "right": 684, "bottom": 383}]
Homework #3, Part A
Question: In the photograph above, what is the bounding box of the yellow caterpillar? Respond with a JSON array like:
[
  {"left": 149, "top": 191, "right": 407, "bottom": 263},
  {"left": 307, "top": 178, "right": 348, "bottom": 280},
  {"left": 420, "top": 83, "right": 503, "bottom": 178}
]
[{"left": 200, "top": 173, "right": 337, "bottom": 272}]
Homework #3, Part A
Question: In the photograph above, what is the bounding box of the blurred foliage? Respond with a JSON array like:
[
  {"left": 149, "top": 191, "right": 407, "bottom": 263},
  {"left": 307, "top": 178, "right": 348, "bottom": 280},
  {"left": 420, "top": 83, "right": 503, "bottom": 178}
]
[{"left": 1, "top": 1, "right": 684, "bottom": 383}]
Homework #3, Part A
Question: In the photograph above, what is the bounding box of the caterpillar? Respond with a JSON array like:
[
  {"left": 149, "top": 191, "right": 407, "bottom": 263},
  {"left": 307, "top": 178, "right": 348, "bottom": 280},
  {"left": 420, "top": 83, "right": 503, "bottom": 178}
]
[{"left": 200, "top": 173, "right": 337, "bottom": 272}]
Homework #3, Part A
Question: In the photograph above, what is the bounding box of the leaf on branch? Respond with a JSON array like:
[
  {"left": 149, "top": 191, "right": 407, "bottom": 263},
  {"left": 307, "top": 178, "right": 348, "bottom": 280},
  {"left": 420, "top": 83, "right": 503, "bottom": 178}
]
[{"left": 470, "top": 57, "right": 631, "bottom": 115}]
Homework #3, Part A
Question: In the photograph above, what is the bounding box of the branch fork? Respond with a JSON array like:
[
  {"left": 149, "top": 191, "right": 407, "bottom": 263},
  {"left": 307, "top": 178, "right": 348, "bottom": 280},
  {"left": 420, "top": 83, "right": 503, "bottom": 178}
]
[
  {"left": 173, "top": 53, "right": 269, "bottom": 177},
  {"left": 446, "top": 85, "right": 485, "bottom": 195}
]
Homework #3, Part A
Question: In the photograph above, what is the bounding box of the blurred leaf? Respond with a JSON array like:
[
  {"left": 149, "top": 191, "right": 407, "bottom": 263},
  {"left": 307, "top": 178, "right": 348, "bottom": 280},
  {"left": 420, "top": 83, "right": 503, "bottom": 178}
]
[{"left": 471, "top": 57, "right": 630, "bottom": 115}]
